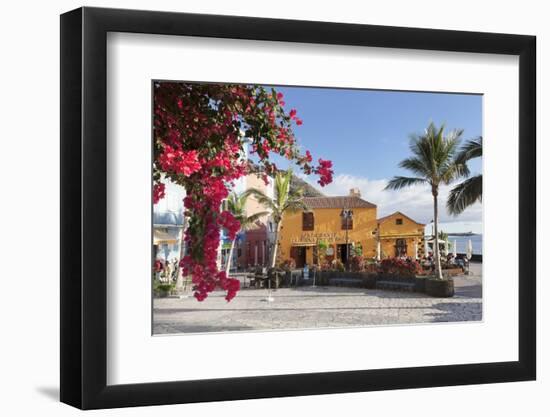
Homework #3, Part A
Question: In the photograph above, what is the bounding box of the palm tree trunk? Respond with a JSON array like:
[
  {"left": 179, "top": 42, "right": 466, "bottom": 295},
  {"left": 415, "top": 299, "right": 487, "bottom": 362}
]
[
  {"left": 432, "top": 190, "right": 443, "bottom": 280},
  {"left": 270, "top": 222, "right": 280, "bottom": 268},
  {"left": 224, "top": 238, "right": 236, "bottom": 274}
]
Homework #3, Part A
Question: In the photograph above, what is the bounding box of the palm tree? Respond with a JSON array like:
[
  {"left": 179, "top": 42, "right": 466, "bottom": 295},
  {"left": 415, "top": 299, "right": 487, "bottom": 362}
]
[
  {"left": 447, "top": 137, "right": 482, "bottom": 215},
  {"left": 224, "top": 192, "right": 269, "bottom": 274},
  {"left": 438, "top": 230, "right": 449, "bottom": 256},
  {"left": 245, "top": 170, "right": 307, "bottom": 268},
  {"left": 385, "top": 123, "right": 467, "bottom": 280}
]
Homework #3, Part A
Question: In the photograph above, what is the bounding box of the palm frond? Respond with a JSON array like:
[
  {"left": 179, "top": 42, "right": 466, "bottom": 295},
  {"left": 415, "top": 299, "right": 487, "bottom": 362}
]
[
  {"left": 384, "top": 176, "right": 427, "bottom": 190},
  {"left": 398, "top": 157, "right": 430, "bottom": 178},
  {"left": 439, "top": 159, "right": 470, "bottom": 184},
  {"left": 455, "top": 136, "right": 482, "bottom": 164},
  {"left": 239, "top": 211, "right": 271, "bottom": 231},
  {"left": 274, "top": 169, "right": 293, "bottom": 207},
  {"left": 447, "top": 174, "right": 482, "bottom": 215},
  {"left": 242, "top": 188, "right": 276, "bottom": 211}
]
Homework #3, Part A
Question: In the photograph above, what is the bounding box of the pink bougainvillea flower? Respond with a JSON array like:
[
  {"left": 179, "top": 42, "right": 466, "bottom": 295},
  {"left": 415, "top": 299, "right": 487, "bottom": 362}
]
[
  {"left": 153, "top": 182, "right": 165, "bottom": 204},
  {"left": 315, "top": 158, "right": 334, "bottom": 186},
  {"left": 153, "top": 83, "right": 333, "bottom": 302}
]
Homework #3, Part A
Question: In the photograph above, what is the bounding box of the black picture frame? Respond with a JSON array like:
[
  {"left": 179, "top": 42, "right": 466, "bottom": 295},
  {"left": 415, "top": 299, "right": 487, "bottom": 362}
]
[{"left": 60, "top": 6, "right": 536, "bottom": 410}]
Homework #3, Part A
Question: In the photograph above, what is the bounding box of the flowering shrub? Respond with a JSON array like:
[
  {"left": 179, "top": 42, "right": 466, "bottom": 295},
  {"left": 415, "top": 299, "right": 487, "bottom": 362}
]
[
  {"left": 331, "top": 259, "right": 345, "bottom": 272},
  {"left": 364, "top": 262, "right": 379, "bottom": 274},
  {"left": 154, "top": 259, "right": 164, "bottom": 273},
  {"left": 153, "top": 183, "right": 165, "bottom": 205},
  {"left": 379, "top": 258, "right": 420, "bottom": 278},
  {"left": 153, "top": 82, "right": 333, "bottom": 301},
  {"left": 349, "top": 255, "right": 365, "bottom": 272},
  {"left": 319, "top": 260, "right": 332, "bottom": 271}
]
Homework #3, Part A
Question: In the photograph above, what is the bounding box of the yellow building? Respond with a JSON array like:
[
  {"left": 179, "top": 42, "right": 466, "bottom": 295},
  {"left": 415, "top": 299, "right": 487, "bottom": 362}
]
[
  {"left": 278, "top": 189, "right": 424, "bottom": 267},
  {"left": 377, "top": 211, "right": 425, "bottom": 259}
]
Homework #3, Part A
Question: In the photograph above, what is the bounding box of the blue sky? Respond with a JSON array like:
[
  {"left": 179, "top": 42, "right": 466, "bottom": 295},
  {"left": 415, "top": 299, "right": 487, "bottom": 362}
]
[{"left": 262, "top": 85, "right": 483, "bottom": 233}]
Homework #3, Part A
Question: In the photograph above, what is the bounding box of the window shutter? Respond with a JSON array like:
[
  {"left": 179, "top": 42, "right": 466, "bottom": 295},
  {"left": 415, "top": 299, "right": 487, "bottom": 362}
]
[{"left": 302, "top": 212, "right": 314, "bottom": 231}]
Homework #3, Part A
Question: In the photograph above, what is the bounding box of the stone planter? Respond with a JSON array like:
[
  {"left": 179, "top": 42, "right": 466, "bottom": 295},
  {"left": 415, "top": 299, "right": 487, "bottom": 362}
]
[
  {"left": 414, "top": 276, "right": 427, "bottom": 293},
  {"left": 361, "top": 273, "right": 377, "bottom": 289},
  {"left": 425, "top": 278, "right": 454, "bottom": 297},
  {"left": 317, "top": 271, "right": 330, "bottom": 286}
]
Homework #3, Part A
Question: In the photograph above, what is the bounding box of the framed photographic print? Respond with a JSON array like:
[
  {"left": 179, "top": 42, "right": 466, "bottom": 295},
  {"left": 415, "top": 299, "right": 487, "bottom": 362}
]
[{"left": 60, "top": 6, "right": 536, "bottom": 410}]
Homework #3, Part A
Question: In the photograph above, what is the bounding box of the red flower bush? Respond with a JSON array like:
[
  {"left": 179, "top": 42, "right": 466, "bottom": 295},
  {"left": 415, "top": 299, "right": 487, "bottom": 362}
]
[
  {"left": 315, "top": 159, "right": 333, "bottom": 186},
  {"left": 350, "top": 255, "right": 366, "bottom": 272},
  {"left": 153, "top": 183, "right": 165, "bottom": 204},
  {"left": 379, "top": 258, "right": 420, "bottom": 278},
  {"left": 154, "top": 259, "right": 164, "bottom": 273},
  {"left": 153, "top": 82, "right": 333, "bottom": 301}
]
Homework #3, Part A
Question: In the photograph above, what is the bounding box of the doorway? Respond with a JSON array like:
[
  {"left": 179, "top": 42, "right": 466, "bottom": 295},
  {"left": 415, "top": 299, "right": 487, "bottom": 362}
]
[
  {"left": 290, "top": 246, "right": 307, "bottom": 268},
  {"left": 337, "top": 243, "right": 352, "bottom": 265},
  {"left": 395, "top": 239, "right": 407, "bottom": 256}
]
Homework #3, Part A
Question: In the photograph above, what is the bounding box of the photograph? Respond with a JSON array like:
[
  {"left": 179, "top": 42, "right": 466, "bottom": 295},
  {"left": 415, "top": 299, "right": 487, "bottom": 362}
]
[{"left": 151, "top": 81, "right": 483, "bottom": 335}]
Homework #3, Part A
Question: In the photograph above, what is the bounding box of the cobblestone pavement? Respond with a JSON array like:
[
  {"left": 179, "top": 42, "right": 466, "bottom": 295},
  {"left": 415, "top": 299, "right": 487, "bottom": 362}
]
[{"left": 153, "top": 263, "right": 482, "bottom": 334}]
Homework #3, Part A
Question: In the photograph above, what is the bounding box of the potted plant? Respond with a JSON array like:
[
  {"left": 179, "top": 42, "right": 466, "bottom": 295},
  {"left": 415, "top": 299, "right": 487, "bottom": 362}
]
[{"left": 154, "top": 281, "right": 175, "bottom": 298}]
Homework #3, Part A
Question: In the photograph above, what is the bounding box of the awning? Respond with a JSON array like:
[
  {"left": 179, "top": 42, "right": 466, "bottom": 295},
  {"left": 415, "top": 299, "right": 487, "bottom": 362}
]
[
  {"left": 291, "top": 242, "right": 317, "bottom": 247},
  {"left": 154, "top": 229, "right": 178, "bottom": 244}
]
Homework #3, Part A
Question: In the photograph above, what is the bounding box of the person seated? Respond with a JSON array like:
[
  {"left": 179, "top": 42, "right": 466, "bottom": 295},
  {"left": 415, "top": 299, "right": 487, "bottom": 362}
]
[
  {"left": 455, "top": 255, "right": 467, "bottom": 271},
  {"left": 446, "top": 253, "right": 456, "bottom": 266}
]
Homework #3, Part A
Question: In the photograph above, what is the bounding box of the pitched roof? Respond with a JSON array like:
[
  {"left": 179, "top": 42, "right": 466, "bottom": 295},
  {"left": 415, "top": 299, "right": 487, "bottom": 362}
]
[
  {"left": 377, "top": 211, "right": 425, "bottom": 226},
  {"left": 303, "top": 196, "right": 376, "bottom": 209}
]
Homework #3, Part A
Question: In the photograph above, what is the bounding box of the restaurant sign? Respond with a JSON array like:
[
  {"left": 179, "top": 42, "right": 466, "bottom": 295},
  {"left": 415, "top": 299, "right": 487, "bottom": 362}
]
[{"left": 290, "top": 232, "right": 345, "bottom": 244}]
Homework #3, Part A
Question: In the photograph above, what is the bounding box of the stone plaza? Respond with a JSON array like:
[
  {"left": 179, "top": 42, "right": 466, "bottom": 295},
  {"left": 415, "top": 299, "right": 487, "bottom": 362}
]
[{"left": 153, "top": 263, "right": 482, "bottom": 334}]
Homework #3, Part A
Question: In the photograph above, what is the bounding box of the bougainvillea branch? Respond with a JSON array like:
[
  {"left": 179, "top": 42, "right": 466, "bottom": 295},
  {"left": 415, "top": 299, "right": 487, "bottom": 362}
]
[{"left": 153, "top": 82, "right": 333, "bottom": 302}]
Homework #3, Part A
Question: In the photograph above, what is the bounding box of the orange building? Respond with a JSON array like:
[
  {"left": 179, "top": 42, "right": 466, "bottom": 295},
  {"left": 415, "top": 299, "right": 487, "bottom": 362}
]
[
  {"left": 376, "top": 211, "right": 425, "bottom": 259},
  {"left": 278, "top": 189, "right": 424, "bottom": 267}
]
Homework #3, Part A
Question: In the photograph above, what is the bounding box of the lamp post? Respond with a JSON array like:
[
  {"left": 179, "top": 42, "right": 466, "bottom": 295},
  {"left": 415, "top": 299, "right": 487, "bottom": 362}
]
[{"left": 340, "top": 208, "right": 353, "bottom": 271}]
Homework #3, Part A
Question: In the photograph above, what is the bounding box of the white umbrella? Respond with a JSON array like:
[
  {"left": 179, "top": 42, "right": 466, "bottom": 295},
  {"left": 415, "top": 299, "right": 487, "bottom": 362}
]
[
  {"left": 453, "top": 240, "right": 457, "bottom": 257},
  {"left": 376, "top": 240, "right": 381, "bottom": 261},
  {"left": 465, "top": 239, "right": 473, "bottom": 276},
  {"left": 428, "top": 238, "right": 447, "bottom": 256},
  {"left": 414, "top": 241, "right": 418, "bottom": 260}
]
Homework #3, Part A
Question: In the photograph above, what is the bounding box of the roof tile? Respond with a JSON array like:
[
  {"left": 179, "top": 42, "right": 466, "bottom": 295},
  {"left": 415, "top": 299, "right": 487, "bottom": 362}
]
[{"left": 303, "top": 196, "right": 376, "bottom": 209}]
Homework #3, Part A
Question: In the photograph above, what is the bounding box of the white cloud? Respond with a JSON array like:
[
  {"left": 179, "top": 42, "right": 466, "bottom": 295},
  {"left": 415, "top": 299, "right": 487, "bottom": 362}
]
[{"left": 305, "top": 173, "right": 482, "bottom": 229}]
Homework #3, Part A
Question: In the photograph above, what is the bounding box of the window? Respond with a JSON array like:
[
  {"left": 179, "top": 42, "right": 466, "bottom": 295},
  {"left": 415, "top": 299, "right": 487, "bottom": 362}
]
[
  {"left": 302, "top": 212, "right": 314, "bottom": 231},
  {"left": 396, "top": 218, "right": 403, "bottom": 225}
]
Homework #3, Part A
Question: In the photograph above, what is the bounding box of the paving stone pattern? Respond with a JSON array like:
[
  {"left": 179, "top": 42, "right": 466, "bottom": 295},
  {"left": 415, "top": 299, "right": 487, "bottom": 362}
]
[{"left": 153, "top": 263, "right": 482, "bottom": 334}]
